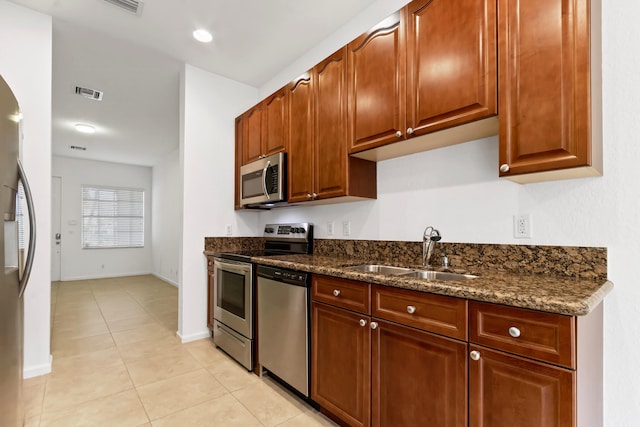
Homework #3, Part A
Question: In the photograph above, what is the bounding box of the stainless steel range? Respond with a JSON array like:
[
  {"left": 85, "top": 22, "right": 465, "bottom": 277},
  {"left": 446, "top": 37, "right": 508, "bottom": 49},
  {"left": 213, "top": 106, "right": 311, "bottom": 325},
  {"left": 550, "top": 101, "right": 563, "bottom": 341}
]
[{"left": 212, "top": 223, "right": 313, "bottom": 372}]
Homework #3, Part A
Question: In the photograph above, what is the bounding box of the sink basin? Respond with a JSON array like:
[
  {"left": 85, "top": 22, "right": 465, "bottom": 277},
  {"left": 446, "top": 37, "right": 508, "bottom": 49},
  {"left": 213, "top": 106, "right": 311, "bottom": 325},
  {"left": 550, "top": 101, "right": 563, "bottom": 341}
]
[
  {"left": 400, "top": 270, "right": 478, "bottom": 281},
  {"left": 344, "top": 264, "right": 414, "bottom": 275}
]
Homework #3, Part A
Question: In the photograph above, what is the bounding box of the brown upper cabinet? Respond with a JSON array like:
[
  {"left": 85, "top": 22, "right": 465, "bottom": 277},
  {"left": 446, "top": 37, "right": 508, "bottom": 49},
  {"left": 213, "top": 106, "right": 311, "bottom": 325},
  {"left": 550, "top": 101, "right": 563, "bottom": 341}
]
[
  {"left": 498, "top": 0, "right": 602, "bottom": 182},
  {"left": 288, "top": 48, "right": 376, "bottom": 203},
  {"left": 241, "top": 88, "right": 287, "bottom": 166},
  {"left": 287, "top": 72, "right": 315, "bottom": 203},
  {"left": 349, "top": 0, "right": 498, "bottom": 158}
]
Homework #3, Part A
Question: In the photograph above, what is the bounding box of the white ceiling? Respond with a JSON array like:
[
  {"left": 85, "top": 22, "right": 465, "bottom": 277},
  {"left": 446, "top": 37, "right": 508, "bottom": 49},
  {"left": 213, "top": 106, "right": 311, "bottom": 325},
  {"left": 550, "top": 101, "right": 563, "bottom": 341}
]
[{"left": 8, "top": 0, "right": 380, "bottom": 166}]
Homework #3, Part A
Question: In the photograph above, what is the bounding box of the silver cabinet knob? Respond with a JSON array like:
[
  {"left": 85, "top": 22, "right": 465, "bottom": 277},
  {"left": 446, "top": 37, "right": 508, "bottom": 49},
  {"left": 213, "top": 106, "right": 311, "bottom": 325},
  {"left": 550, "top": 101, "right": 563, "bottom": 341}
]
[
  {"left": 395, "top": 130, "right": 403, "bottom": 138},
  {"left": 306, "top": 193, "right": 313, "bottom": 199},
  {"left": 332, "top": 289, "right": 341, "bottom": 297},
  {"left": 359, "top": 319, "right": 367, "bottom": 327},
  {"left": 500, "top": 164, "right": 510, "bottom": 173},
  {"left": 370, "top": 322, "right": 378, "bottom": 330},
  {"left": 470, "top": 350, "right": 481, "bottom": 361},
  {"left": 406, "top": 305, "right": 416, "bottom": 314},
  {"left": 406, "top": 127, "right": 414, "bottom": 135},
  {"left": 312, "top": 193, "right": 318, "bottom": 198},
  {"left": 508, "top": 327, "right": 521, "bottom": 338}
]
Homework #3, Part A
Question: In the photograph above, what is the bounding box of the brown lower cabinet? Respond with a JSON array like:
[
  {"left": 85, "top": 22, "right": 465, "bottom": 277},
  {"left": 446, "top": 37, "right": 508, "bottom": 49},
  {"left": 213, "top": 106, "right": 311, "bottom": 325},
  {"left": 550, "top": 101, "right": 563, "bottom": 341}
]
[
  {"left": 469, "top": 345, "right": 575, "bottom": 427},
  {"left": 310, "top": 276, "right": 603, "bottom": 427},
  {"left": 311, "top": 277, "right": 468, "bottom": 427}
]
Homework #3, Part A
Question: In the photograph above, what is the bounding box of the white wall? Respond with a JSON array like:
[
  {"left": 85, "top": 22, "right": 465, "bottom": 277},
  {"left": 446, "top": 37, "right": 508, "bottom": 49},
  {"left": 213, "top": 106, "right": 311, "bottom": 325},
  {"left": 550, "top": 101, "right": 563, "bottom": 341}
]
[
  {"left": 152, "top": 149, "right": 180, "bottom": 286},
  {"left": 179, "top": 64, "right": 260, "bottom": 342},
  {"left": 52, "top": 156, "right": 153, "bottom": 280},
  {"left": 0, "top": 1, "right": 52, "bottom": 377}
]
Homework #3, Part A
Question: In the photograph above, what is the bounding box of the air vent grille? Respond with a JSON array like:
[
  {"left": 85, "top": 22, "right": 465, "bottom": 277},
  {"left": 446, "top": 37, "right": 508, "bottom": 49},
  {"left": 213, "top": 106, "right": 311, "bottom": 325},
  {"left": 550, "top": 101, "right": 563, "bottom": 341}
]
[
  {"left": 75, "top": 86, "right": 104, "bottom": 101},
  {"left": 70, "top": 145, "right": 87, "bottom": 151},
  {"left": 102, "top": 0, "right": 144, "bottom": 16}
]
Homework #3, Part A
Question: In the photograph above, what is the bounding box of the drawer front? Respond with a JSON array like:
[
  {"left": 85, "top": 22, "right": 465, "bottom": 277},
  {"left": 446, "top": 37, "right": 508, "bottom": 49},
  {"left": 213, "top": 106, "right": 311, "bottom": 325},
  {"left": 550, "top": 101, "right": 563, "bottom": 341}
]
[
  {"left": 372, "top": 285, "right": 467, "bottom": 340},
  {"left": 312, "top": 275, "right": 370, "bottom": 315},
  {"left": 469, "top": 301, "right": 575, "bottom": 368}
]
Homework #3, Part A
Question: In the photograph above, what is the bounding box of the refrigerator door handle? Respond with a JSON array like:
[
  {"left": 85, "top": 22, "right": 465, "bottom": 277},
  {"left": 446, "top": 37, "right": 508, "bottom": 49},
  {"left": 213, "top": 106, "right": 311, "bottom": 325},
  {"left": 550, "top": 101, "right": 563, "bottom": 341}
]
[{"left": 17, "top": 159, "right": 36, "bottom": 298}]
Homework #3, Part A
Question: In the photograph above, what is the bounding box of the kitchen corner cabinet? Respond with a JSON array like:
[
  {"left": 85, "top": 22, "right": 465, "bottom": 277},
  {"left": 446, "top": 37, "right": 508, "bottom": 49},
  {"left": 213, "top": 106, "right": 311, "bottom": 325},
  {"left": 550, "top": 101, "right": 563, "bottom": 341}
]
[
  {"left": 349, "top": 0, "right": 497, "bottom": 158},
  {"left": 498, "top": 0, "right": 602, "bottom": 182},
  {"left": 241, "top": 88, "right": 287, "bottom": 166},
  {"left": 311, "top": 276, "right": 468, "bottom": 427},
  {"left": 288, "top": 57, "right": 377, "bottom": 204}
]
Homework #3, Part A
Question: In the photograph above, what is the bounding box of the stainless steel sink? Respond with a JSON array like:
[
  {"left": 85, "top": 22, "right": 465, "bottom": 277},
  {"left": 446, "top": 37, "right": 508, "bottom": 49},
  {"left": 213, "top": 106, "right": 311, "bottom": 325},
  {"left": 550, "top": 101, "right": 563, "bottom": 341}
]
[
  {"left": 400, "top": 270, "right": 477, "bottom": 281},
  {"left": 344, "top": 264, "right": 415, "bottom": 275}
]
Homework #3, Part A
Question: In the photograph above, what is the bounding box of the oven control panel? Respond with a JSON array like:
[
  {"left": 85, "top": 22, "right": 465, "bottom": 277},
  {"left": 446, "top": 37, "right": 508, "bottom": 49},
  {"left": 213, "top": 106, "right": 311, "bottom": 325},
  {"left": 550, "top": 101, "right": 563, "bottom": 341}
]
[{"left": 263, "top": 223, "right": 312, "bottom": 239}]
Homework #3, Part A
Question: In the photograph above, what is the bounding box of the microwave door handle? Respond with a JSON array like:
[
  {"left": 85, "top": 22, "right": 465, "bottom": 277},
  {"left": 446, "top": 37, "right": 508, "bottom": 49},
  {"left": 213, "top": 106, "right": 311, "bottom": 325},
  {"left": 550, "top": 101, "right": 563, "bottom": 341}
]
[
  {"left": 18, "top": 159, "right": 36, "bottom": 298},
  {"left": 262, "top": 160, "right": 271, "bottom": 200}
]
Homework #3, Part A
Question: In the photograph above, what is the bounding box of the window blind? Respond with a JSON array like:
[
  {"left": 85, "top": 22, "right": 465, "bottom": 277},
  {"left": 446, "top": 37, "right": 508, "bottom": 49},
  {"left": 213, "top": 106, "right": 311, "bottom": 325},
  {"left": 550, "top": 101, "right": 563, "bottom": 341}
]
[{"left": 82, "top": 186, "right": 144, "bottom": 249}]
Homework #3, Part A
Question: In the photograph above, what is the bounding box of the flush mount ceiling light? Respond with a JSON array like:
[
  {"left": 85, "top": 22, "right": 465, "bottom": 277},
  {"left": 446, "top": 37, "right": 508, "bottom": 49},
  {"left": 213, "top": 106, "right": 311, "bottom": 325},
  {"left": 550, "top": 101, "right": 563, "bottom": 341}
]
[
  {"left": 75, "top": 123, "right": 96, "bottom": 134},
  {"left": 193, "top": 29, "right": 213, "bottom": 43}
]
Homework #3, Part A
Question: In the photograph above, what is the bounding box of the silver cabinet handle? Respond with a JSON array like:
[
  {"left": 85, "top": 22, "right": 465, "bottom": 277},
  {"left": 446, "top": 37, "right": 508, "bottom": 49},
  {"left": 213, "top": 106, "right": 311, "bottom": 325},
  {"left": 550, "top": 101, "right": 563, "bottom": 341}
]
[
  {"left": 261, "top": 160, "right": 271, "bottom": 200},
  {"left": 359, "top": 319, "right": 367, "bottom": 327},
  {"left": 406, "top": 127, "right": 414, "bottom": 135},
  {"left": 395, "top": 130, "right": 403, "bottom": 138},
  {"left": 18, "top": 160, "right": 36, "bottom": 298},
  {"left": 370, "top": 322, "right": 378, "bottom": 330},
  {"left": 470, "top": 350, "right": 481, "bottom": 361},
  {"left": 508, "top": 327, "right": 521, "bottom": 338},
  {"left": 407, "top": 305, "right": 416, "bottom": 314},
  {"left": 500, "top": 164, "right": 510, "bottom": 173},
  {"left": 333, "top": 289, "right": 341, "bottom": 297}
]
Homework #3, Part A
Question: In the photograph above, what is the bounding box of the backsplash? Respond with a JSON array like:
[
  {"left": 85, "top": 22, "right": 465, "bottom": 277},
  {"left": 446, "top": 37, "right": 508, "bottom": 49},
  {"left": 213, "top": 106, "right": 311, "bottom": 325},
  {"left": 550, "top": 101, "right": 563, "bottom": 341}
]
[{"left": 204, "top": 237, "right": 607, "bottom": 281}]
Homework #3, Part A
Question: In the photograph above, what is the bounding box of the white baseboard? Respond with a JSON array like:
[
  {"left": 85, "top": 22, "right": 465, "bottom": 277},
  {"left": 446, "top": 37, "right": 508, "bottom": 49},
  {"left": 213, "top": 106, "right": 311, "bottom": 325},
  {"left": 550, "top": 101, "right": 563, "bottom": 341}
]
[
  {"left": 176, "top": 330, "right": 210, "bottom": 344},
  {"left": 152, "top": 273, "right": 179, "bottom": 288},
  {"left": 23, "top": 354, "right": 52, "bottom": 379},
  {"left": 61, "top": 271, "right": 153, "bottom": 281}
]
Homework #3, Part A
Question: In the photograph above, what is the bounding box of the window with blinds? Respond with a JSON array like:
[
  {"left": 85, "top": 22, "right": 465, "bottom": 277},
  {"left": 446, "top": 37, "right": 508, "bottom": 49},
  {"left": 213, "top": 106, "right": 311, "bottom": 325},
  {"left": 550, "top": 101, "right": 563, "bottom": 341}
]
[{"left": 81, "top": 186, "right": 144, "bottom": 249}]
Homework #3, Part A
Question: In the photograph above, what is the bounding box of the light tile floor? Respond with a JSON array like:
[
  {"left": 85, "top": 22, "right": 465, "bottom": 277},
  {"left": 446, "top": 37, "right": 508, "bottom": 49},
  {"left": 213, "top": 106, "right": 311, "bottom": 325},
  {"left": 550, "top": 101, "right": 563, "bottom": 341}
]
[{"left": 24, "top": 275, "right": 337, "bottom": 427}]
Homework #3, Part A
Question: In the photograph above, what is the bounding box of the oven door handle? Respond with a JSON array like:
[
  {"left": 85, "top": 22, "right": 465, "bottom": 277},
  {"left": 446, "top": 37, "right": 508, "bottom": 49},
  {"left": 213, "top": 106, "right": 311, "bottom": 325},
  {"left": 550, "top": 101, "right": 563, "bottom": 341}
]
[
  {"left": 261, "top": 160, "right": 271, "bottom": 200},
  {"left": 214, "top": 259, "right": 251, "bottom": 275}
]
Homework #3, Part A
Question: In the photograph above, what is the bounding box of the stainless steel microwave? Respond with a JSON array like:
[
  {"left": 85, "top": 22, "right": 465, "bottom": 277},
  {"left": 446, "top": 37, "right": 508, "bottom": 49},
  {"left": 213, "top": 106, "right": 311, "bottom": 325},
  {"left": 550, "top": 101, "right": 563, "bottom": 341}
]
[{"left": 240, "top": 152, "right": 286, "bottom": 206}]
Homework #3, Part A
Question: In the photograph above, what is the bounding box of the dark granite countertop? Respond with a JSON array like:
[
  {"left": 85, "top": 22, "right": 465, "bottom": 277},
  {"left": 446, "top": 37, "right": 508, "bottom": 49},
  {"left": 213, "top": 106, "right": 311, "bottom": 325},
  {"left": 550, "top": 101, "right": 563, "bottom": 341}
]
[{"left": 246, "top": 254, "right": 612, "bottom": 316}]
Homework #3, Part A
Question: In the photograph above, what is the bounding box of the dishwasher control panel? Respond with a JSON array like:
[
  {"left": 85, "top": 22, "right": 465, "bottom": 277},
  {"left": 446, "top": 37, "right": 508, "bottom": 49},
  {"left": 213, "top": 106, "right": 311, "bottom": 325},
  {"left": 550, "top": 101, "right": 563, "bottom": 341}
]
[{"left": 257, "top": 265, "right": 309, "bottom": 287}]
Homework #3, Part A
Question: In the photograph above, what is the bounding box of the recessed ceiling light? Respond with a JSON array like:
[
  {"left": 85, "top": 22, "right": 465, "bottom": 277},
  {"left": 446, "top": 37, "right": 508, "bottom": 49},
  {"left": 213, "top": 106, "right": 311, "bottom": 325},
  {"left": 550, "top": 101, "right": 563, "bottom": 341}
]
[
  {"left": 75, "top": 123, "right": 96, "bottom": 134},
  {"left": 193, "top": 29, "right": 213, "bottom": 43}
]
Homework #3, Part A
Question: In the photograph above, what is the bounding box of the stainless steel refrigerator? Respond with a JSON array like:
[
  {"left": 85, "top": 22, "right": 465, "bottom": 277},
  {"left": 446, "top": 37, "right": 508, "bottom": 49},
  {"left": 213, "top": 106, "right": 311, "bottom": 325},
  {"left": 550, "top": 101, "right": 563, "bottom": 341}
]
[{"left": 1, "top": 74, "right": 36, "bottom": 427}]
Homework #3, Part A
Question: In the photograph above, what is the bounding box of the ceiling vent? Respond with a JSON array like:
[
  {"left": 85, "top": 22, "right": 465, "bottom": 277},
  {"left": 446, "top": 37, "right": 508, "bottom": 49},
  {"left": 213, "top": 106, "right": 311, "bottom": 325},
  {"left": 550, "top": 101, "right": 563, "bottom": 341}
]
[
  {"left": 102, "top": 0, "right": 144, "bottom": 16},
  {"left": 75, "top": 86, "right": 104, "bottom": 101},
  {"left": 70, "top": 145, "right": 87, "bottom": 151}
]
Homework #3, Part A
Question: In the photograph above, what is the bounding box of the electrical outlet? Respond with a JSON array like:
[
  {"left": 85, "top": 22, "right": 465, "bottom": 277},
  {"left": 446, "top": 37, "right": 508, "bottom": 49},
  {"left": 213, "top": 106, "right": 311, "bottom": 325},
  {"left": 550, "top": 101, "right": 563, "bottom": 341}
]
[
  {"left": 327, "top": 221, "right": 334, "bottom": 236},
  {"left": 225, "top": 224, "right": 233, "bottom": 236},
  {"left": 514, "top": 214, "right": 531, "bottom": 238},
  {"left": 342, "top": 221, "right": 351, "bottom": 236}
]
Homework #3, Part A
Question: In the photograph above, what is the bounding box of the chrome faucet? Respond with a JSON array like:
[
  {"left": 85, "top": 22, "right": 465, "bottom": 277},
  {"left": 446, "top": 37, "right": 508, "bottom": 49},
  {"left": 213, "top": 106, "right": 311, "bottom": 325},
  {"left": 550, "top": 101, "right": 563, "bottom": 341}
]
[{"left": 422, "top": 226, "right": 441, "bottom": 268}]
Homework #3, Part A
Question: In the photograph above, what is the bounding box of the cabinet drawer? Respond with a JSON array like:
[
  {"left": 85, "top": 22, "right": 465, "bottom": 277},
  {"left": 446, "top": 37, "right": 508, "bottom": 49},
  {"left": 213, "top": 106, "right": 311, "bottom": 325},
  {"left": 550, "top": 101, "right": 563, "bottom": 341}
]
[
  {"left": 372, "top": 285, "right": 467, "bottom": 340},
  {"left": 312, "top": 275, "right": 370, "bottom": 315},
  {"left": 469, "top": 301, "right": 575, "bottom": 368}
]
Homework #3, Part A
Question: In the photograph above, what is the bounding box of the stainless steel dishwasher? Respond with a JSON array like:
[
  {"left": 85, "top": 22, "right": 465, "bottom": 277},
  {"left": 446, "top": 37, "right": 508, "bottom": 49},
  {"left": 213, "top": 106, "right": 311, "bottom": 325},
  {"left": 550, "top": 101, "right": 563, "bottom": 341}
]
[{"left": 257, "top": 265, "right": 310, "bottom": 397}]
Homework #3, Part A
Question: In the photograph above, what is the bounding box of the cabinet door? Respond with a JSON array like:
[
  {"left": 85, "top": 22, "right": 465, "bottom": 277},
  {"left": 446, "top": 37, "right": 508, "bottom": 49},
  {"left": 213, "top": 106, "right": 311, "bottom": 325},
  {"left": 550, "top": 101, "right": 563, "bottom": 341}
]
[
  {"left": 348, "top": 12, "right": 406, "bottom": 153},
  {"left": 313, "top": 48, "right": 349, "bottom": 199},
  {"left": 406, "top": 0, "right": 497, "bottom": 136},
  {"left": 372, "top": 319, "right": 467, "bottom": 427},
  {"left": 498, "top": 0, "right": 590, "bottom": 176},
  {"left": 312, "top": 302, "right": 371, "bottom": 427},
  {"left": 234, "top": 115, "right": 244, "bottom": 210},
  {"left": 262, "top": 88, "right": 288, "bottom": 157},
  {"left": 242, "top": 105, "right": 264, "bottom": 165},
  {"left": 207, "top": 260, "right": 214, "bottom": 331},
  {"left": 469, "top": 345, "right": 575, "bottom": 427},
  {"left": 288, "top": 73, "right": 315, "bottom": 203}
]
